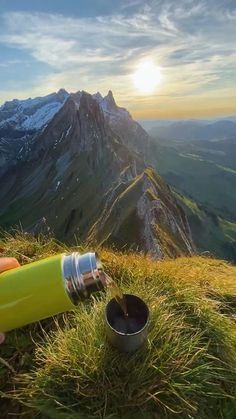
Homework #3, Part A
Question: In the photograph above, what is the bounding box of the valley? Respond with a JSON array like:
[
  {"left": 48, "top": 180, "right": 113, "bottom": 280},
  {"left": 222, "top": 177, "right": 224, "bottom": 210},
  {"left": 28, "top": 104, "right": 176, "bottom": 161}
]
[{"left": 147, "top": 132, "right": 236, "bottom": 261}]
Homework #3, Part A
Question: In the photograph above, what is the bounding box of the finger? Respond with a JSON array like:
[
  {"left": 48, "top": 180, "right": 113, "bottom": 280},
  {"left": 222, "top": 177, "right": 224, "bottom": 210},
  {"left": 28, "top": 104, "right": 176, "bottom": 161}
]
[
  {"left": 0, "top": 333, "right": 5, "bottom": 344},
  {"left": 0, "top": 257, "right": 20, "bottom": 273}
]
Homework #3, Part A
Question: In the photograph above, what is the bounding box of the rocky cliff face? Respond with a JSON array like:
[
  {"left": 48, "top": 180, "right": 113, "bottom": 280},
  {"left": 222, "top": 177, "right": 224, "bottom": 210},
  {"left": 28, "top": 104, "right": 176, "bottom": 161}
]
[
  {"left": 0, "top": 89, "right": 194, "bottom": 258},
  {"left": 88, "top": 168, "right": 194, "bottom": 258},
  {"left": 94, "top": 90, "right": 150, "bottom": 158}
]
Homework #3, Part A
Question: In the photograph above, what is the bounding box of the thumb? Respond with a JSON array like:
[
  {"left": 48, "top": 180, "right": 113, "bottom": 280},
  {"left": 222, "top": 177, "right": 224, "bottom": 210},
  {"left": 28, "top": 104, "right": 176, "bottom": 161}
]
[{"left": 0, "top": 257, "right": 20, "bottom": 273}]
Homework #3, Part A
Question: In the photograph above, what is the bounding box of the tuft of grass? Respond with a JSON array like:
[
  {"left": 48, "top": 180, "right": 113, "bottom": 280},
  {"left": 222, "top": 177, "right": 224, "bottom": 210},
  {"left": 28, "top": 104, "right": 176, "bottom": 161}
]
[{"left": 0, "top": 231, "right": 236, "bottom": 418}]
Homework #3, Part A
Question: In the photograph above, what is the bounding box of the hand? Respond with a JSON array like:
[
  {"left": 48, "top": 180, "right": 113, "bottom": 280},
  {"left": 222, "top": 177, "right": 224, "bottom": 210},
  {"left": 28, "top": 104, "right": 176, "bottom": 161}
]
[{"left": 0, "top": 257, "right": 20, "bottom": 344}]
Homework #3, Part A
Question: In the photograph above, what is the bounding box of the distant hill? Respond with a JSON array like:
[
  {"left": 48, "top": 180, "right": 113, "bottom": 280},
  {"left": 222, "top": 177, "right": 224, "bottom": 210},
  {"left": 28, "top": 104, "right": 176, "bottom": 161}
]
[
  {"left": 148, "top": 119, "right": 236, "bottom": 141},
  {"left": 147, "top": 135, "right": 236, "bottom": 261}
]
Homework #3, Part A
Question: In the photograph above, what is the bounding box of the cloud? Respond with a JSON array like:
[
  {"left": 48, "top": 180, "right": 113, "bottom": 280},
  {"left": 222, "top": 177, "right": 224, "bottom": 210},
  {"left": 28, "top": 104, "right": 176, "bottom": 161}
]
[
  {"left": 0, "top": 0, "right": 235, "bottom": 117},
  {"left": 0, "top": 59, "right": 23, "bottom": 68},
  {"left": 120, "top": 0, "right": 144, "bottom": 11}
]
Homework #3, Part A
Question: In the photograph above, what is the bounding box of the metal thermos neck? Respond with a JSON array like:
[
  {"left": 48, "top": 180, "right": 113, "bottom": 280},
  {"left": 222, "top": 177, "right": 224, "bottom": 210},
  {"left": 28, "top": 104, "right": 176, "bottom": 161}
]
[{"left": 62, "top": 252, "right": 106, "bottom": 304}]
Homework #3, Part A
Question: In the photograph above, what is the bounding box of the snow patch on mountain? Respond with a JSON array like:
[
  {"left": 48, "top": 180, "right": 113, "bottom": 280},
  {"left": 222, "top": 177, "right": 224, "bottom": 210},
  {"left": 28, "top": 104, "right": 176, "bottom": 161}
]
[
  {"left": 0, "top": 90, "right": 69, "bottom": 131},
  {"left": 93, "top": 90, "right": 131, "bottom": 122},
  {"left": 65, "top": 125, "right": 72, "bottom": 137},
  {"left": 22, "top": 102, "right": 64, "bottom": 130}
]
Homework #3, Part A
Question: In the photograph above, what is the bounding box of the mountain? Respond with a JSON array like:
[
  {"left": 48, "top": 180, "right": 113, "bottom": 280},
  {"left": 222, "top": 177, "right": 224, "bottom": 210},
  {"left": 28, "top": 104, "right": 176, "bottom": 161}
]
[
  {"left": 96, "top": 90, "right": 150, "bottom": 157},
  {"left": 147, "top": 135, "right": 236, "bottom": 261},
  {"left": 0, "top": 88, "right": 69, "bottom": 131},
  {"left": 0, "top": 89, "right": 193, "bottom": 258},
  {"left": 147, "top": 118, "right": 236, "bottom": 141},
  {"left": 0, "top": 89, "right": 69, "bottom": 177}
]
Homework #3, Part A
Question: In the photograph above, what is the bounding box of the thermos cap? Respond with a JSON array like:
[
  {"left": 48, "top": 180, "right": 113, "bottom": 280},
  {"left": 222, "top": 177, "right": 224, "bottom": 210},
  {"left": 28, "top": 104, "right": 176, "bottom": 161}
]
[{"left": 62, "top": 252, "right": 107, "bottom": 304}]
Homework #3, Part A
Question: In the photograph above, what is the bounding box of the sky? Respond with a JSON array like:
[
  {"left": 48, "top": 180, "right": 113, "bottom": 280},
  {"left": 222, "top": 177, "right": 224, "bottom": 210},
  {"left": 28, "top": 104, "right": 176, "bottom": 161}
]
[{"left": 0, "top": 0, "right": 235, "bottom": 119}]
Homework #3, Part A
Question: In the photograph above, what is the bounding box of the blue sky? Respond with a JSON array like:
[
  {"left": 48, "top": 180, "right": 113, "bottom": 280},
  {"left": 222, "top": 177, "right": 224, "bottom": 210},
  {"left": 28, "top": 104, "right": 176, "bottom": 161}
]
[{"left": 0, "top": 0, "right": 235, "bottom": 118}]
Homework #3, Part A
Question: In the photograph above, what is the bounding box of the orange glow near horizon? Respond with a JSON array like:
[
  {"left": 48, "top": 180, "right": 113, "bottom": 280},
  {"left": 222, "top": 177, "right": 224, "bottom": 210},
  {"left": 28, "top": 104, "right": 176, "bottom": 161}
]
[
  {"left": 131, "top": 106, "right": 236, "bottom": 120},
  {"left": 126, "top": 96, "right": 236, "bottom": 120}
]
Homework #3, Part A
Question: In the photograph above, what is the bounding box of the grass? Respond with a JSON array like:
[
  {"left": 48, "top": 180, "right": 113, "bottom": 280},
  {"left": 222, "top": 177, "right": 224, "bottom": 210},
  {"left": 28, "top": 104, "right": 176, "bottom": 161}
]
[
  {"left": 0, "top": 231, "right": 236, "bottom": 418},
  {"left": 174, "top": 191, "right": 236, "bottom": 262},
  {"left": 220, "top": 219, "right": 236, "bottom": 241},
  {"left": 173, "top": 191, "right": 203, "bottom": 219}
]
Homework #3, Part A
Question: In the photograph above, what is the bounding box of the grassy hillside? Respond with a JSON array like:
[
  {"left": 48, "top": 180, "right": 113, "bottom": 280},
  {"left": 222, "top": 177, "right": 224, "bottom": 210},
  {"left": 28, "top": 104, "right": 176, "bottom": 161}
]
[
  {"left": 148, "top": 137, "right": 236, "bottom": 261},
  {"left": 174, "top": 191, "right": 236, "bottom": 262},
  {"left": 148, "top": 139, "right": 236, "bottom": 220},
  {"left": 0, "top": 232, "right": 236, "bottom": 418}
]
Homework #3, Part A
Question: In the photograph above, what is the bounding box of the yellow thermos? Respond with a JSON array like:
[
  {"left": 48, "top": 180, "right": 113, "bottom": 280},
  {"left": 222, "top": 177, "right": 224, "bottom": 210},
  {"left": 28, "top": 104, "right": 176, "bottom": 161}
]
[{"left": 0, "top": 252, "right": 106, "bottom": 332}]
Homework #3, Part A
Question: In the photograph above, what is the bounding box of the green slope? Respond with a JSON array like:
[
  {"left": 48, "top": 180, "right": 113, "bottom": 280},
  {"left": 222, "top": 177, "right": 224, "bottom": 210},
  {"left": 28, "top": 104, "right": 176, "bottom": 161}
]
[
  {"left": 149, "top": 140, "right": 236, "bottom": 219},
  {"left": 148, "top": 137, "right": 236, "bottom": 261},
  {"left": 174, "top": 191, "right": 236, "bottom": 262}
]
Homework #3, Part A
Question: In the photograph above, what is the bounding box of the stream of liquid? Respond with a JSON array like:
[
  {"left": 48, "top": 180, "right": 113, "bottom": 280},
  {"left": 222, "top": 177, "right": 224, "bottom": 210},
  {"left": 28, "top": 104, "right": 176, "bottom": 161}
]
[{"left": 105, "top": 275, "right": 128, "bottom": 317}]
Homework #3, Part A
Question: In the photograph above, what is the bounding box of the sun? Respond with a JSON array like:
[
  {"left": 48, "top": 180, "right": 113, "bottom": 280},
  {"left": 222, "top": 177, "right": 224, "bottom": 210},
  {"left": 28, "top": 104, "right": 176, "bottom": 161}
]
[{"left": 132, "top": 61, "right": 162, "bottom": 94}]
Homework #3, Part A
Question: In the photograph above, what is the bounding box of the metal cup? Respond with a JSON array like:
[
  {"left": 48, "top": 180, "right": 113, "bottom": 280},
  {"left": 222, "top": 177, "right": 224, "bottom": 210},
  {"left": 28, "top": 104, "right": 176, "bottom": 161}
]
[{"left": 105, "top": 294, "right": 149, "bottom": 353}]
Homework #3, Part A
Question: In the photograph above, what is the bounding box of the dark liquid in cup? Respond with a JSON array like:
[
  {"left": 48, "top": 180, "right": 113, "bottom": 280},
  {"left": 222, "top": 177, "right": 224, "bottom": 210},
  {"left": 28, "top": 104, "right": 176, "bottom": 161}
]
[
  {"left": 111, "top": 313, "right": 144, "bottom": 334},
  {"left": 108, "top": 295, "right": 148, "bottom": 334}
]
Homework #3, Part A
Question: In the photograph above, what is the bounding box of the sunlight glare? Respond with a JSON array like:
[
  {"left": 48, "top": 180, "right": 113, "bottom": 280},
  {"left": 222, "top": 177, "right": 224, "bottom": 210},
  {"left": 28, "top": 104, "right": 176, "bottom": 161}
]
[{"left": 132, "top": 61, "right": 162, "bottom": 94}]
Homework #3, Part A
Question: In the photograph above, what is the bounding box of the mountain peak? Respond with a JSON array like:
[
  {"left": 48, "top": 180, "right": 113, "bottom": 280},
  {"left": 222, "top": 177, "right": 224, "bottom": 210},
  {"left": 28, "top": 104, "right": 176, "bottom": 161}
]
[
  {"left": 104, "top": 90, "right": 117, "bottom": 110},
  {"left": 107, "top": 89, "right": 114, "bottom": 98},
  {"left": 57, "top": 88, "right": 68, "bottom": 96},
  {"left": 92, "top": 92, "right": 103, "bottom": 102}
]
